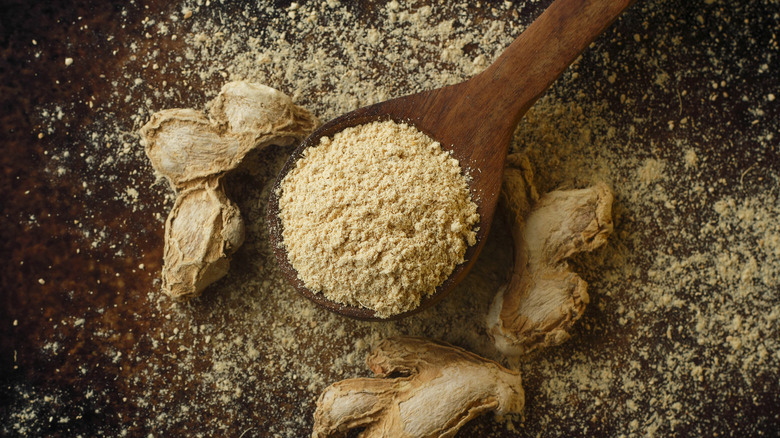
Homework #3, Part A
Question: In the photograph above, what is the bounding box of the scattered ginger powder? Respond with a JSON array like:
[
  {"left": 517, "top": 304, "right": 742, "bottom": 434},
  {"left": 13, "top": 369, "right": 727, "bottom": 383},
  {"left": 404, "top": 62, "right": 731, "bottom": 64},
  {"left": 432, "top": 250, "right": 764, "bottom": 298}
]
[{"left": 279, "top": 120, "right": 479, "bottom": 318}]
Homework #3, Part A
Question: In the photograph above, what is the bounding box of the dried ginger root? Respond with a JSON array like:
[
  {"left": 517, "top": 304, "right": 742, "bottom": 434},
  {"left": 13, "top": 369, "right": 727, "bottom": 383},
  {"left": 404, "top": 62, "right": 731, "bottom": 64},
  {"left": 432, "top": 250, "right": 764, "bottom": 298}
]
[
  {"left": 139, "top": 81, "right": 318, "bottom": 299},
  {"left": 142, "top": 81, "right": 318, "bottom": 189},
  {"left": 313, "top": 337, "right": 524, "bottom": 438},
  {"left": 162, "top": 178, "right": 244, "bottom": 298},
  {"left": 486, "top": 153, "right": 614, "bottom": 356}
]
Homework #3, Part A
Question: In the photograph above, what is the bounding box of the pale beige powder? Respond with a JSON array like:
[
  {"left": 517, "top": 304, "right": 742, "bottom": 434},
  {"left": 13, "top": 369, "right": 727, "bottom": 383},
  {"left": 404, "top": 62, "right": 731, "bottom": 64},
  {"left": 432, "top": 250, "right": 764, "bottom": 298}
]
[{"left": 278, "top": 120, "right": 479, "bottom": 318}]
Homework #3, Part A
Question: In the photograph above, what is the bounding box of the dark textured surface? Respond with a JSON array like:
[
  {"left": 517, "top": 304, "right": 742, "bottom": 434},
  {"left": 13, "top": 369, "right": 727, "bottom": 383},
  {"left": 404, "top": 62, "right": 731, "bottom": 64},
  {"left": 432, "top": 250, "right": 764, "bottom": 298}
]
[{"left": 1, "top": 0, "right": 778, "bottom": 436}]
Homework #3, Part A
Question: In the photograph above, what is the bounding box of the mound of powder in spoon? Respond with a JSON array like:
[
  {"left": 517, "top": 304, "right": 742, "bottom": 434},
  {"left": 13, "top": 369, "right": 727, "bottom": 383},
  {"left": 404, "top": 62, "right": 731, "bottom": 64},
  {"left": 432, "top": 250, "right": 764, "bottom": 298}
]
[{"left": 278, "top": 119, "right": 479, "bottom": 318}]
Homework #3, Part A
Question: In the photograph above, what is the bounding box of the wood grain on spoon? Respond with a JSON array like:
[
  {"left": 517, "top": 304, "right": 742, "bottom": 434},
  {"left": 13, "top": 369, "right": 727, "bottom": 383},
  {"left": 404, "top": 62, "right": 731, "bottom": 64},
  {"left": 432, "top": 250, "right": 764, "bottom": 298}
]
[{"left": 268, "top": 0, "right": 634, "bottom": 320}]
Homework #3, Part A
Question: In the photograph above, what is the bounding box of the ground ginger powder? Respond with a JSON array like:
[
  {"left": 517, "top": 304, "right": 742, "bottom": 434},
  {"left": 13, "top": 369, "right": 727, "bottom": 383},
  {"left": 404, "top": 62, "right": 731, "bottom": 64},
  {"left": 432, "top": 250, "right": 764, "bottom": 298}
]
[{"left": 279, "top": 120, "right": 479, "bottom": 318}]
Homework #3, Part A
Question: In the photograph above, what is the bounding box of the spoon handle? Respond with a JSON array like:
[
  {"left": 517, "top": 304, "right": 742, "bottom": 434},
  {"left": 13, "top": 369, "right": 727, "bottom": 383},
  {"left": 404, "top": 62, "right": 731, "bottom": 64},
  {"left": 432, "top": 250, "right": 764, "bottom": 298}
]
[{"left": 477, "top": 0, "right": 635, "bottom": 129}]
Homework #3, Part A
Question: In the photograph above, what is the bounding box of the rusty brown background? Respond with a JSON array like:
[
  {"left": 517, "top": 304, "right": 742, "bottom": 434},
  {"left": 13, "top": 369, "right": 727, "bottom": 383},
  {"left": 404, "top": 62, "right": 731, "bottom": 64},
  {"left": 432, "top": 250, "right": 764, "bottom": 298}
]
[{"left": 1, "top": 0, "right": 779, "bottom": 436}]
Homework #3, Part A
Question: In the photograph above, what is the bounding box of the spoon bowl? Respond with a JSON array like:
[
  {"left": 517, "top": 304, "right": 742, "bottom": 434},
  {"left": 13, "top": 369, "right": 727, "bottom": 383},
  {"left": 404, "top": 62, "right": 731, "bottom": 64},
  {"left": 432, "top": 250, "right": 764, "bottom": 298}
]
[
  {"left": 266, "top": 105, "right": 489, "bottom": 320},
  {"left": 267, "top": 0, "right": 634, "bottom": 320}
]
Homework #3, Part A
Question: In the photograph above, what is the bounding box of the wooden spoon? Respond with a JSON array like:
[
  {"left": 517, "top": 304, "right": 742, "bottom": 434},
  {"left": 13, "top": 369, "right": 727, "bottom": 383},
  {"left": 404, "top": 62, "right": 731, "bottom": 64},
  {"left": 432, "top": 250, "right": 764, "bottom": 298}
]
[{"left": 267, "top": 0, "right": 634, "bottom": 320}]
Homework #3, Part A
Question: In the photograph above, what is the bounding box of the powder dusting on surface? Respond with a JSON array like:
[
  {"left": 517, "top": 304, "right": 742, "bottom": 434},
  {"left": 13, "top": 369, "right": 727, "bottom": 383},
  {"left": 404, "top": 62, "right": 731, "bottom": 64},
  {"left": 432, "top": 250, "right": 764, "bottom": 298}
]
[
  {"left": 279, "top": 120, "right": 478, "bottom": 317},
  {"left": 5, "top": 0, "right": 779, "bottom": 437}
]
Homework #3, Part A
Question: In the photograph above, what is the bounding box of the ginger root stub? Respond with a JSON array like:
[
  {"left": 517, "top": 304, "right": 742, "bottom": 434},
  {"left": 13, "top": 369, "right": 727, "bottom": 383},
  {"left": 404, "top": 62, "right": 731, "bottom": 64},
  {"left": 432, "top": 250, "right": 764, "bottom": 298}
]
[
  {"left": 313, "top": 337, "right": 524, "bottom": 438},
  {"left": 486, "top": 153, "right": 614, "bottom": 356},
  {"left": 140, "top": 81, "right": 318, "bottom": 300}
]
